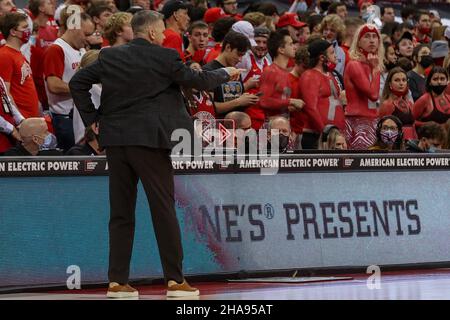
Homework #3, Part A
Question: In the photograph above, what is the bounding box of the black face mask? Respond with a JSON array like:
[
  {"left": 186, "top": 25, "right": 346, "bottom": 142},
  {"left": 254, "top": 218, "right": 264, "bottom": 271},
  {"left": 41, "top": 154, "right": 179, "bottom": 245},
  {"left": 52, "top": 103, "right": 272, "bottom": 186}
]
[
  {"left": 270, "top": 134, "right": 289, "bottom": 153},
  {"left": 419, "top": 55, "right": 434, "bottom": 69},
  {"left": 430, "top": 84, "right": 447, "bottom": 95},
  {"left": 386, "top": 62, "right": 397, "bottom": 71}
]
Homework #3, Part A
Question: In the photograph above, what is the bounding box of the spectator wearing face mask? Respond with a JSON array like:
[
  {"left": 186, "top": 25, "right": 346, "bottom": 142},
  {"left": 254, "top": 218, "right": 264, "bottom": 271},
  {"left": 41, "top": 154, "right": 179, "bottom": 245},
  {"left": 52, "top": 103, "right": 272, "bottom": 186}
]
[
  {"left": 413, "top": 66, "right": 450, "bottom": 127},
  {"left": 0, "top": 12, "right": 40, "bottom": 119},
  {"left": 369, "top": 115, "right": 404, "bottom": 151},
  {"left": 267, "top": 116, "right": 292, "bottom": 154},
  {"left": 415, "top": 11, "right": 432, "bottom": 45},
  {"left": 405, "top": 121, "right": 446, "bottom": 153},
  {"left": 299, "top": 39, "right": 344, "bottom": 150},
  {"left": 379, "top": 67, "right": 416, "bottom": 141},
  {"left": 320, "top": 14, "right": 346, "bottom": 77},
  {"left": 2, "top": 117, "right": 61, "bottom": 156},
  {"left": 407, "top": 44, "right": 432, "bottom": 102}
]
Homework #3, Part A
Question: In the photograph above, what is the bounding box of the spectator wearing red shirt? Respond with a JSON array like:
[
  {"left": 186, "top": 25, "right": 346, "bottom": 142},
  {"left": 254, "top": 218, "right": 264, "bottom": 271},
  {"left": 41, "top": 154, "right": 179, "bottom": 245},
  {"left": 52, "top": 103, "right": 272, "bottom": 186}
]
[
  {"left": 344, "top": 24, "right": 382, "bottom": 150},
  {"left": 276, "top": 13, "right": 307, "bottom": 69},
  {"left": 379, "top": 67, "right": 417, "bottom": 141},
  {"left": 276, "top": 12, "right": 307, "bottom": 46},
  {"left": 203, "top": 7, "right": 229, "bottom": 50},
  {"left": 43, "top": 8, "right": 94, "bottom": 151},
  {"left": 299, "top": 39, "right": 344, "bottom": 149},
  {"left": 204, "top": 16, "right": 235, "bottom": 63},
  {"left": 289, "top": 45, "right": 309, "bottom": 144},
  {"left": 413, "top": 66, "right": 450, "bottom": 127},
  {"left": 86, "top": 2, "right": 113, "bottom": 48},
  {"left": 239, "top": 27, "right": 271, "bottom": 130},
  {"left": 204, "top": 7, "right": 229, "bottom": 28},
  {"left": 161, "top": 0, "right": 190, "bottom": 60},
  {"left": 28, "top": 0, "right": 58, "bottom": 110},
  {"left": 0, "top": 12, "right": 39, "bottom": 119},
  {"left": 259, "top": 29, "right": 304, "bottom": 123},
  {"left": 415, "top": 11, "right": 432, "bottom": 45},
  {"left": 185, "top": 20, "right": 208, "bottom": 64}
]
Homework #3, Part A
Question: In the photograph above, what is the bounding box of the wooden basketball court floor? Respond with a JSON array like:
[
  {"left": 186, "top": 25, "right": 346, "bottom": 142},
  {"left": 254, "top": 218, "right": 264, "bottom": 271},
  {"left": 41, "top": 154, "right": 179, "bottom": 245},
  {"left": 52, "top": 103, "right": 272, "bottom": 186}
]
[{"left": 2, "top": 268, "right": 450, "bottom": 300}]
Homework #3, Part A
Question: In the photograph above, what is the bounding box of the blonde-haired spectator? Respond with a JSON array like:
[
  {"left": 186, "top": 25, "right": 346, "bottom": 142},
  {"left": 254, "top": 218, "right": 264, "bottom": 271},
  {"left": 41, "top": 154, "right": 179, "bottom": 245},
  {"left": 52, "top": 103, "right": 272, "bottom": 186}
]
[
  {"left": 320, "top": 14, "right": 346, "bottom": 76},
  {"left": 243, "top": 12, "right": 266, "bottom": 28},
  {"left": 103, "top": 12, "right": 133, "bottom": 47}
]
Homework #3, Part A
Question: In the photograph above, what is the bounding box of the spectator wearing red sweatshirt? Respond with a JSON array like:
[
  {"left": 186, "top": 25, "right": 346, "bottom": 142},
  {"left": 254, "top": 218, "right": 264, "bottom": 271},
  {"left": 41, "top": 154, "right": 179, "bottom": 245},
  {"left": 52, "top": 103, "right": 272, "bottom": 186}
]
[
  {"left": 379, "top": 67, "right": 416, "bottom": 141},
  {"left": 259, "top": 29, "right": 304, "bottom": 124},
  {"left": 299, "top": 39, "right": 344, "bottom": 149},
  {"left": 344, "top": 24, "right": 382, "bottom": 150}
]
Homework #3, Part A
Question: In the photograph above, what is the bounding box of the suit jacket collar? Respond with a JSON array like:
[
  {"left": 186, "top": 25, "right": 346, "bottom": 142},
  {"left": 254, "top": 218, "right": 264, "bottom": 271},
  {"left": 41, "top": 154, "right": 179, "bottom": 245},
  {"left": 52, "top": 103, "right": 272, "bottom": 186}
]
[{"left": 130, "top": 37, "right": 155, "bottom": 47}]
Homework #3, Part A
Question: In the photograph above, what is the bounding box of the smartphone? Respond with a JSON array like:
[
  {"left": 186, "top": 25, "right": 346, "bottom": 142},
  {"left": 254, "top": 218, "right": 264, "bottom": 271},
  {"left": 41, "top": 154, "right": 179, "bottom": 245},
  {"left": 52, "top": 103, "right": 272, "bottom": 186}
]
[{"left": 255, "top": 92, "right": 263, "bottom": 97}]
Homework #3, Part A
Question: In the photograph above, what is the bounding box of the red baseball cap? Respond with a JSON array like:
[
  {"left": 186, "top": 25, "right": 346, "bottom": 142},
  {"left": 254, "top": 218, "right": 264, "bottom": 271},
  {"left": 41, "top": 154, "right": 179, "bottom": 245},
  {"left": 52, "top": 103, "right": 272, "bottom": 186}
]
[
  {"left": 276, "top": 13, "right": 306, "bottom": 29},
  {"left": 204, "top": 7, "right": 229, "bottom": 24}
]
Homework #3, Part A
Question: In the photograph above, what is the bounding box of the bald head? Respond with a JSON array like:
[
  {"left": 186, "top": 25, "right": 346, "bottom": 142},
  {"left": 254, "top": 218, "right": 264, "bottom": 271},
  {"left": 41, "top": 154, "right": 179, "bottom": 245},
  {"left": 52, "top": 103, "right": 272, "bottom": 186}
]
[
  {"left": 19, "top": 118, "right": 48, "bottom": 143},
  {"left": 268, "top": 116, "right": 290, "bottom": 134},
  {"left": 225, "top": 111, "right": 251, "bottom": 130}
]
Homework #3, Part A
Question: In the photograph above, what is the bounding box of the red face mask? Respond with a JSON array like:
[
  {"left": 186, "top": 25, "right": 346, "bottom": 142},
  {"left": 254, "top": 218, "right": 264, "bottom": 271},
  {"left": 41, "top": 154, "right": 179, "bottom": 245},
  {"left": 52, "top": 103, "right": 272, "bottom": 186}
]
[
  {"left": 419, "top": 26, "right": 431, "bottom": 35},
  {"left": 325, "top": 61, "right": 337, "bottom": 72},
  {"left": 17, "top": 29, "right": 31, "bottom": 44}
]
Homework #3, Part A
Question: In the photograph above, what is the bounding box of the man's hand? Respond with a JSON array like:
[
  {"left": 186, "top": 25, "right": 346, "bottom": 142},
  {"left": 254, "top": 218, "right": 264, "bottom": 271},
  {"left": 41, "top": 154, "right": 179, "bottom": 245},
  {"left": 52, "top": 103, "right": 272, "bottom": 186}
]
[
  {"left": 244, "top": 75, "right": 260, "bottom": 90},
  {"left": 367, "top": 53, "right": 380, "bottom": 72},
  {"left": 11, "top": 127, "right": 22, "bottom": 142},
  {"left": 236, "top": 93, "right": 260, "bottom": 106},
  {"left": 289, "top": 98, "right": 305, "bottom": 110},
  {"left": 225, "top": 67, "right": 246, "bottom": 81}
]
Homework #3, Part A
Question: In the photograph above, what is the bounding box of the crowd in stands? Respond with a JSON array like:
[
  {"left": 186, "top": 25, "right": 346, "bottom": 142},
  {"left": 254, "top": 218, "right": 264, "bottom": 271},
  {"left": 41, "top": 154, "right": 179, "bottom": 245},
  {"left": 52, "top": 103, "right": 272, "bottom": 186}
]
[{"left": 0, "top": 0, "right": 450, "bottom": 156}]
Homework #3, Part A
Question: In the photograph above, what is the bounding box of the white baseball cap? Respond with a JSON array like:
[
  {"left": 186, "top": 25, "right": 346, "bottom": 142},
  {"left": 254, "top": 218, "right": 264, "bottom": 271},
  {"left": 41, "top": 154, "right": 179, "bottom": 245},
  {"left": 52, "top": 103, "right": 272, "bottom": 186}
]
[{"left": 231, "top": 21, "right": 257, "bottom": 47}]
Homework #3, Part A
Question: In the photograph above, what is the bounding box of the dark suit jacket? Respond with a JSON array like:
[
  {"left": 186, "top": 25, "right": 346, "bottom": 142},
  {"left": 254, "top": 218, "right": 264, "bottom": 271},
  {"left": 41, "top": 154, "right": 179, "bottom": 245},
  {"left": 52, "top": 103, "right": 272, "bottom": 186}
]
[{"left": 69, "top": 38, "right": 230, "bottom": 150}]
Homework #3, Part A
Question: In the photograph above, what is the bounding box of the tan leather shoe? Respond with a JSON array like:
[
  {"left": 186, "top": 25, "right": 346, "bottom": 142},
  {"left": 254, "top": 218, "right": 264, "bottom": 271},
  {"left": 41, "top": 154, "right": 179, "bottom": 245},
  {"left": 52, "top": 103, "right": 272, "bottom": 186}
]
[
  {"left": 167, "top": 280, "right": 200, "bottom": 297},
  {"left": 106, "top": 282, "right": 139, "bottom": 298}
]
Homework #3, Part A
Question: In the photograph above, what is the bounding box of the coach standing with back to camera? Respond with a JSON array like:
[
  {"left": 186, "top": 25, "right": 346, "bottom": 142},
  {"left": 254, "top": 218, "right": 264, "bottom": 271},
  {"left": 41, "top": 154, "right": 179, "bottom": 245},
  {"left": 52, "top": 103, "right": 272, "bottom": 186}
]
[{"left": 69, "top": 9, "right": 242, "bottom": 299}]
